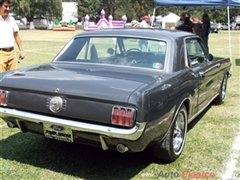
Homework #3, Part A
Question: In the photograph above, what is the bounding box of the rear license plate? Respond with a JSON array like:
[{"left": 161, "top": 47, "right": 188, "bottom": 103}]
[{"left": 43, "top": 123, "right": 73, "bottom": 143}]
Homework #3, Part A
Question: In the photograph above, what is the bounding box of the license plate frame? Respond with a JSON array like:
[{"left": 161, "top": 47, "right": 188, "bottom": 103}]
[{"left": 43, "top": 123, "right": 73, "bottom": 143}]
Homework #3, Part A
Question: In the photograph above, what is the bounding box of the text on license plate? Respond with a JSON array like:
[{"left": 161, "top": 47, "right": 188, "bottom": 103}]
[{"left": 43, "top": 123, "right": 73, "bottom": 143}]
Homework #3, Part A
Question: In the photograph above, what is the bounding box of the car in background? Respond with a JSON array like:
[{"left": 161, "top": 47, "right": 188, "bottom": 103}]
[
  {"left": 0, "top": 29, "right": 232, "bottom": 163},
  {"left": 10, "top": 14, "right": 28, "bottom": 25},
  {"left": 220, "top": 23, "right": 232, "bottom": 30},
  {"left": 152, "top": 22, "right": 162, "bottom": 29},
  {"left": 235, "top": 23, "right": 240, "bottom": 30},
  {"left": 210, "top": 24, "right": 220, "bottom": 33},
  {"left": 231, "top": 22, "right": 240, "bottom": 30}
]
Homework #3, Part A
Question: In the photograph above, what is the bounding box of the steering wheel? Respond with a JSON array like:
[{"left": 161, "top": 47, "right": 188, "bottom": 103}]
[
  {"left": 126, "top": 48, "right": 142, "bottom": 53},
  {"left": 126, "top": 48, "right": 145, "bottom": 59},
  {"left": 126, "top": 48, "right": 152, "bottom": 66}
]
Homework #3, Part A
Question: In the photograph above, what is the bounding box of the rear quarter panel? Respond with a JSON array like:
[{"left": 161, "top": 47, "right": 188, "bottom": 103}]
[{"left": 130, "top": 70, "right": 199, "bottom": 145}]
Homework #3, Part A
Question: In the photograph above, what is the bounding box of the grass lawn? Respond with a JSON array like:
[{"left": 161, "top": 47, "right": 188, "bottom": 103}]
[{"left": 0, "top": 29, "right": 240, "bottom": 180}]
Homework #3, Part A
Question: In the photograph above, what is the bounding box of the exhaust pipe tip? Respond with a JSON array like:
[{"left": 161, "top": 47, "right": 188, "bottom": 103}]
[
  {"left": 7, "top": 121, "right": 17, "bottom": 128},
  {"left": 116, "top": 144, "right": 129, "bottom": 153}
]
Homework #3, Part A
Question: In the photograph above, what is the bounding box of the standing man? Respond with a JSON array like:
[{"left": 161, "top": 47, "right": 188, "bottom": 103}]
[
  {"left": 177, "top": 17, "right": 194, "bottom": 33},
  {"left": 199, "top": 13, "right": 210, "bottom": 52},
  {"left": 140, "top": 15, "right": 150, "bottom": 28},
  {"left": 0, "top": 0, "right": 25, "bottom": 72},
  {"left": 175, "top": 13, "right": 185, "bottom": 30},
  {"left": 138, "top": 15, "right": 152, "bottom": 52}
]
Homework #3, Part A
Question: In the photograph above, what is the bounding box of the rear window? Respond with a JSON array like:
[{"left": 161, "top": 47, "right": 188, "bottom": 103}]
[{"left": 54, "top": 37, "right": 167, "bottom": 70}]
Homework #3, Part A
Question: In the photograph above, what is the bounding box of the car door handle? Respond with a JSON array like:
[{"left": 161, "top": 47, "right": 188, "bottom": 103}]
[{"left": 191, "top": 71, "right": 205, "bottom": 78}]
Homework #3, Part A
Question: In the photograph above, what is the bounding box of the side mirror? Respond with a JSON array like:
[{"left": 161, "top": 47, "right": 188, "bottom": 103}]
[{"left": 207, "top": 54, "right": 213, "bottom": 61}]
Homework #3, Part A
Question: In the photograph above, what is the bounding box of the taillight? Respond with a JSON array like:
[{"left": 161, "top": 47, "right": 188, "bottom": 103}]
[
  {"left": 111, "top": 106, "right": 136, "bottom": 127},
  {"left": 112, "top": 107, "right": 118, "bottom": 123},
  {"left": 118, "top": 108, "right": 125, "bottom": 125},
  {"left": 125, "top": 109, "right": 132, "bottom": 126},
  {"left": 0, "top": 90, "right": 8, "bottom": 106}
]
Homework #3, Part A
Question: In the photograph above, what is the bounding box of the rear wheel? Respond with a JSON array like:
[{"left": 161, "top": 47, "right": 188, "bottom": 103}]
[
  {"left": 153, "top": 104, "right": 187, "bottom": 163},
  {"left": 213, "top": 73, "right": 228, "bottom": 104}
]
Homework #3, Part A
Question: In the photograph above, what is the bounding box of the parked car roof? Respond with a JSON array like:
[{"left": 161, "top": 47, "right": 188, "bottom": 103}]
[{"left": 75, "top": 28, "right": 197, "bottom": 40}]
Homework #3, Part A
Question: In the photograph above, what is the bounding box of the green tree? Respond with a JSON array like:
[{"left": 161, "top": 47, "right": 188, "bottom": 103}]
[
  {"left": 12, "top": 0, "right": 62, "bottom": 21},
  {"left": 129, "top": 0, "right": 155, "bottom": 21},
  {"left": 99, "top": 0, "right": 129, "bottom": 20},
  {"left": 46, "top": 0, "right": 62, "bottom": 21},
  {"left": 74, "top": 0, "right": 101, "bottom": 22}
]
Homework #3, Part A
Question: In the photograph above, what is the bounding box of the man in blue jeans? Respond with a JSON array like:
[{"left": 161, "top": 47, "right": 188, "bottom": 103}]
[{"left": 138, "top": 15, "right": 152, "bottom": 52}]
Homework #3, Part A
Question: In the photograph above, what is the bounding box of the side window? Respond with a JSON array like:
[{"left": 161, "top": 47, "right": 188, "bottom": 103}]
[
  {"left": 77, "top": 41, "right": 90, "bottom": 60},
  {"left": 186, "top": 39, "right": 206, "bottom": 68}
]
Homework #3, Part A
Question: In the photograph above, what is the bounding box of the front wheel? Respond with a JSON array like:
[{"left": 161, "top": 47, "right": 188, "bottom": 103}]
[{"left": 153, "top": 104, "right": 188, "bottom": 163}]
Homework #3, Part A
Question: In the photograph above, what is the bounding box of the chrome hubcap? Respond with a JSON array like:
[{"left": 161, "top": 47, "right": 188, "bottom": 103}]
[{"left": 173, "top": 111, "right": 185, "bottom": 153}]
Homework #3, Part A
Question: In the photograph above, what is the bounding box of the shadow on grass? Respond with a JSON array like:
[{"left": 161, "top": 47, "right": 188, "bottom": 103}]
[{"left": 0, "top": 131, "right": 155, "bottom": 180}]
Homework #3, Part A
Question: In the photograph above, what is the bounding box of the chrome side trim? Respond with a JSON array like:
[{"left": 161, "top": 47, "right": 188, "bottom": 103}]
[
  {"left": 0, "top": 107, "right": 146, "bottom": 141},
  {"left": 204, "top": 63, "right": 221, "bottom": 73}
]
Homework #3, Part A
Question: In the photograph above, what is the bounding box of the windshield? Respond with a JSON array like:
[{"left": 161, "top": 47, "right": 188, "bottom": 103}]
[{"left": 54, "top": 37, "right": 167, "bottom": 70}]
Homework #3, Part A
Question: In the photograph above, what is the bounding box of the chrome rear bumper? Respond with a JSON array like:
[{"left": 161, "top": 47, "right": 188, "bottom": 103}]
[{"left": 0, "top": 107, "right": 146, "bottom": 141}]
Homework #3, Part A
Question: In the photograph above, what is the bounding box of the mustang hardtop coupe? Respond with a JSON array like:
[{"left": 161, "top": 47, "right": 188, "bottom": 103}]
[{"left": 0, "top": 29, "right": 231, "bottom": 162}]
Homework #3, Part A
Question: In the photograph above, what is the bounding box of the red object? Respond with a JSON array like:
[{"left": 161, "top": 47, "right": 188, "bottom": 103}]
[
  {"left": 111, "top": 107, "right": 134, "bottom": 126},
  {"left": 0, "top": 91, "right": 5, "bottom": 105},
  {"left": 142, "top": 15, "right": 149, "bottom": 20},
  {"left": 125, "top": 109, "right": 132, "bottom": 126},
  {"left": 112, "top": 107, "right": 118, "bottom": 123},
  {"left": 118, "top": 108, "right": 125, "bottom": 125}
]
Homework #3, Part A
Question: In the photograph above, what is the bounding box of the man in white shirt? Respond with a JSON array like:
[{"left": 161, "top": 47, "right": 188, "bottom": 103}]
[
  {"left": 138, "top": 15, "right": 152, "bottom": 52},
  {"left": 140, "top": 15, "right": 150, "bottom": 28},
  {"left": 175, "top": 13, "right": 186, "bottom": 30},
  {"left": 0, "top": 0, "right": 25, "bottom": 72}
]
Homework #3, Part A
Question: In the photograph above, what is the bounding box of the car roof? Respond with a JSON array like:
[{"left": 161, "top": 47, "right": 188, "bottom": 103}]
[{"left": 74, "top": 28, "right": 197, "bottom": 41}]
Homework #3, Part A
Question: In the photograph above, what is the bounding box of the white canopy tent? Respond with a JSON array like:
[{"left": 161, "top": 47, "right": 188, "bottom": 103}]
[
  {"left": 155, "top": 15, "right": 163, "bottom": 22},
  {"left": 158, "top": 12, "right": 179, "bottom": 29}
]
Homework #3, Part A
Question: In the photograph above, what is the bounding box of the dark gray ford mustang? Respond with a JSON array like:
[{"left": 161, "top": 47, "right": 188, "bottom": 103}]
[{"left": 0, "top": 29, "right": 231, "bottom": 162}]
